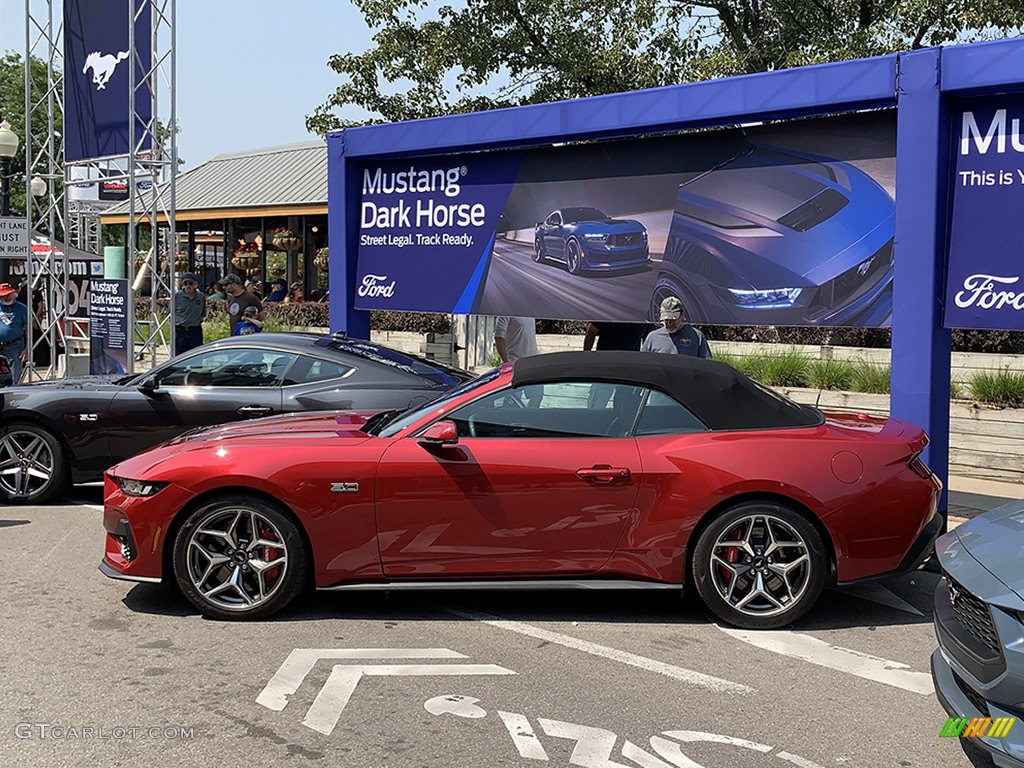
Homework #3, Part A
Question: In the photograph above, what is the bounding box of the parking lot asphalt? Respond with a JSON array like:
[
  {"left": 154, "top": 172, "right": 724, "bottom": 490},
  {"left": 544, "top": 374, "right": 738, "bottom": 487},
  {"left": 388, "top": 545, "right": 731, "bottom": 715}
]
[{"left": 3, "top": 485, "right": 1019, "bottom": 768}]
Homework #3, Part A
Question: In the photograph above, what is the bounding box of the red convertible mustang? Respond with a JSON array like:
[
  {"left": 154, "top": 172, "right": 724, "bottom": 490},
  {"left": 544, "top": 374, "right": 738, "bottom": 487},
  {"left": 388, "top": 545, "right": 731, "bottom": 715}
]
[{"left": 100, "top": 352, "right": 942, "bottom": 628}]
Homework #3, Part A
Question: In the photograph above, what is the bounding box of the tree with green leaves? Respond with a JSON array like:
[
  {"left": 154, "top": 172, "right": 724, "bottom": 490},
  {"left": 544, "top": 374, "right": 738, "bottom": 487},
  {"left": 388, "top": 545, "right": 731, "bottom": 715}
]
[
  {"left": 307, "top": 0, "right": 1024, "bottom": 133},
  {"left": 0, "top": 52, "right": 62, "bottom": 219}
]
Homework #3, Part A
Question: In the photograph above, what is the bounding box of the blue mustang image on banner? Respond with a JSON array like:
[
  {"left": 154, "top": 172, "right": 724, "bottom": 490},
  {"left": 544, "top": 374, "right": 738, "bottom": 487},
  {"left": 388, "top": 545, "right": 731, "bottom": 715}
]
[
  {"left": 352, "top": 111, "right": 895, "bottom": 326},
  {"left": 533, "top": 207, "right": 651, "bottom": 275},
  {"left": 64, "top": 0, "right": 152, "bottom": 162}
]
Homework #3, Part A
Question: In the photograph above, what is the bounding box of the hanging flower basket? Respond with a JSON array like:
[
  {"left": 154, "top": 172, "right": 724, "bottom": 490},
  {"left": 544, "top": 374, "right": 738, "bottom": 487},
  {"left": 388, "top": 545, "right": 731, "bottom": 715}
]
[
  {"left": 271, "top": 227, "right": 302, "bottom": 252},
  {"left": 231, "top": 242, "right": 261, "bottom": 272},
  {"left": 313, "top": 247, "right": 329, "bottom": 271}
]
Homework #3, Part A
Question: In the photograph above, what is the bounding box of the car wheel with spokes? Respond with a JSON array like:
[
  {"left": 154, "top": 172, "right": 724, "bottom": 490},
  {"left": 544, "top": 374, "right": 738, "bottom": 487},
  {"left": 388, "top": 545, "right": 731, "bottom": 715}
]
[
  {"left": 172, "top": 494, "right": 309, "bottom": 620},
  {"left": 650, "top": 272, "right": 705, "bottom": 323},
  {"left": 533, "top": 238, "right": 546, "bottom": 263},
  {"left": 692, "top": 501, "right": 827, "bottom": 629},
  {"left": 565, "top": 238, "right": 583, "bottom": 275},
  {"left": 0, "top": 423, "right": 68, "bottom": 503}
]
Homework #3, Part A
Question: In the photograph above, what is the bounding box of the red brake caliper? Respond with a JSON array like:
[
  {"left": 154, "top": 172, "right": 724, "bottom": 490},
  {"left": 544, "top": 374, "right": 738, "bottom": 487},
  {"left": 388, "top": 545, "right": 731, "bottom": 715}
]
[
  {"left": 260, "top": 524, "right": 280, "bottom": 587},
  {"left": 721, "top": 526, "right": 741, "bottom": 585}
]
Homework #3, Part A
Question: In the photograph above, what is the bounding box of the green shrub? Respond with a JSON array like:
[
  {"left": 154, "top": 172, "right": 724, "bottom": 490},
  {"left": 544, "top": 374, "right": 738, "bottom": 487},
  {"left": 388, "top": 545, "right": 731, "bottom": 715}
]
[
  {"left": 850, "top": 361, "right": 891, "bottom": 393},
  {"left": 759, "top": 348, "right": 811, "bottom": 387},
  {"left": 967, "top": 369, "right": 1024, "bottom": 408},
  {"left": 807, "top": 359, "right": 856, "bottom": 390}
]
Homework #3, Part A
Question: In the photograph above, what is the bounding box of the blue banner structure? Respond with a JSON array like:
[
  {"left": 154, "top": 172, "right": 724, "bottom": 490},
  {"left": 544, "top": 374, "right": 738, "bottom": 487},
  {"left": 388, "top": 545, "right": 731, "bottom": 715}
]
[
  {"left": 89, "top": 279, "right": 129, "bottom": 375},
  {"left": 945, "top": 96, "right": 1024, "bottom": 330},
  {"left": 353, "top": 114, "right": 896, "bottom": 326},
  {"left": 64, "top": 0, "right": 152, "bottom": 162}
]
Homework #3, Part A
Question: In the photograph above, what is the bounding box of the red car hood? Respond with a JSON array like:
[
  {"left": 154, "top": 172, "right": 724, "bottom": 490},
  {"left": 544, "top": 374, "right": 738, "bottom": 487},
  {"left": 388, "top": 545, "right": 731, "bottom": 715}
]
[{"left": 166, "top": 410, "right": 380, "bottom": 446}]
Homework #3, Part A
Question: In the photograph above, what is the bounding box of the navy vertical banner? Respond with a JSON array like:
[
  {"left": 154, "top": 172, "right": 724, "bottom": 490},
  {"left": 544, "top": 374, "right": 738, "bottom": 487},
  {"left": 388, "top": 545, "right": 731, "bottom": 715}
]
[
  {"left": 89, "top": 279, "right": 129, "bottom": 375},
  {"left": 64, "top": 0, "right": 152, "bottom": 162}
]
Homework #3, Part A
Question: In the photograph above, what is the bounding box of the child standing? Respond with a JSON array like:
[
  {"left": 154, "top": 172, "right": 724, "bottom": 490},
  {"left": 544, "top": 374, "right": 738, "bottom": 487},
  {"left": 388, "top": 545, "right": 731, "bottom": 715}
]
[{"left": 233, "top": 305, "right": 263, "bottom": 336}]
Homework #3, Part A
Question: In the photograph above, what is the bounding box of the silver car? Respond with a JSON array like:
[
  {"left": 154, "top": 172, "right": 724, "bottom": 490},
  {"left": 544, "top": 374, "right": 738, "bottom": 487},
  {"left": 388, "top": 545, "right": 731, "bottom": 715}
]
[{"left": 931, "top": 501, "right": 1024, "bottom": 767}]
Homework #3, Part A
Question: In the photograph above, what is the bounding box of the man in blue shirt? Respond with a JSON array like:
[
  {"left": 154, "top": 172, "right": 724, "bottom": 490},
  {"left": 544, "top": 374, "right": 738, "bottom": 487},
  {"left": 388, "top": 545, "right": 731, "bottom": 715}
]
[
  {"left": 641, "top": 296, "right": 713, "bottom": 358},
  {"left": 0, "top": 283, "right": 29, "bottom": 383}
]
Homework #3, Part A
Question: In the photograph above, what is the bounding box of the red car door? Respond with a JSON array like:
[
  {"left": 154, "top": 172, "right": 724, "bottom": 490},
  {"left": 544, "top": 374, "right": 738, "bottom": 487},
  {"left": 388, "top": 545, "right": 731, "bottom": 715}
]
[{"left": 374, "top": 381, "right": 645, "bottom": 578}]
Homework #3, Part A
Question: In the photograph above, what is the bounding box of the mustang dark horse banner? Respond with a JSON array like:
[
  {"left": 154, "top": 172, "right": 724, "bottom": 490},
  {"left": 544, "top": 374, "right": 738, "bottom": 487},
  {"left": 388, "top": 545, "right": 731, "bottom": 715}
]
[{"left": 353, "top": 111, "right": 896, "bottom": 326}]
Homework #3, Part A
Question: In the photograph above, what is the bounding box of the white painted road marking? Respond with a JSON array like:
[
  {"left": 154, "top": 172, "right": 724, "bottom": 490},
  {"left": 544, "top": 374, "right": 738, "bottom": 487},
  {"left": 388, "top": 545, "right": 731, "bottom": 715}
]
[
  {"left": 302, "top": 663, "right": 515, "bottom": 735},
  {"left": 715, "top": 625, "right": 934, "bottom": 695},
  {"left": 498, "top": 711, "right": 550, "bottom": 761},
  {"left": 424, "top": 694, "right": 488, "bottom": 719},
  {"left": 445, "top": 607, "right": 754, "bottom": 695},
  {"left": 256, "top": 648, "right": 514, "bottom": 735}
]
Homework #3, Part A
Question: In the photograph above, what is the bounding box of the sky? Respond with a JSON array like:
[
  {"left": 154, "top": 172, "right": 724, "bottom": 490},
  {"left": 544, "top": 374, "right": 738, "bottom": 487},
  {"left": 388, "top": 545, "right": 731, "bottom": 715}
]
[{"left": 2, "top": 0, "right": 375, "bottom": 168}]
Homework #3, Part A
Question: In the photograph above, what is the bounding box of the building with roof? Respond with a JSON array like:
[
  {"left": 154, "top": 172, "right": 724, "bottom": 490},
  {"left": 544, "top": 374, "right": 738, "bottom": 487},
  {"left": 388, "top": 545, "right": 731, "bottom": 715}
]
[{"left": 100, "top": 141, "right": 328, "bottom": 293}]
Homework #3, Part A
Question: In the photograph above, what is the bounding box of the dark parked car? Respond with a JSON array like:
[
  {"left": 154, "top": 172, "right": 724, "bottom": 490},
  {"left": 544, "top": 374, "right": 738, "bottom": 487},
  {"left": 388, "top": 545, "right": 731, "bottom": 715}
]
[
  {"left": 931, "top": 501, "right": 1024, "bottom": 768},
  {"left": 652, "top": 139, "right": 894, "bottom": 326},
  {"left": 534, "top": 207, "right": 650, "bottom": 275},
  {"left": 0, "top": 333, "right": 470, "bottom": 504}
]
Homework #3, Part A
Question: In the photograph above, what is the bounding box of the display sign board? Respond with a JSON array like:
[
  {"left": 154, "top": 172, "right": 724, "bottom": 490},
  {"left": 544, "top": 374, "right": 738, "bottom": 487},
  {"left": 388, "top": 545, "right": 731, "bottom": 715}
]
[
  {"left": 63, "top": 0, "right": 152, "bottom": 162},
  {"left": 353, "top": 111, "right": 897, "bottom": 326},
  {"left": 10, "top": 234, "right": 104, "bottom": 319},
  {"left": 89, "top": 278, "right": 129, "bottom": 374},
  {"left": 945, "top": 96, "right": 1024, "bottom": 330},
  {"left": 0, "top": 217, "right": 30, "bottom": 259}
]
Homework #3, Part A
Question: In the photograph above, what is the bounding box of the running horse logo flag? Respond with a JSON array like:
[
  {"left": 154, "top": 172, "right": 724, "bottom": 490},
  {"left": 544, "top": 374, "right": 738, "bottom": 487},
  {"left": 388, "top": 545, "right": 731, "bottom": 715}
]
[
  {"left": 63, "top": 0, "right": 151, "bottom": 162},
  {"left": 83, "top": 51, "right": 130, "bottom": 91}
]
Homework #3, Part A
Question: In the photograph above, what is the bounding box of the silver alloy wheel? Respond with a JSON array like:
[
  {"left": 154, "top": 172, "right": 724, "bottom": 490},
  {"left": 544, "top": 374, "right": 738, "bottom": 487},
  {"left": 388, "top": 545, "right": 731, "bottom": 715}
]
[
  {"left": 708, "top": 514, "right": 811, "bottom": 618},
  {"left": 185, "top": 507, "right": 289, "bottom": 612},
  {"left": 566, "top": 240, "right": 581, "bottom": 273},
  {"left": 533, "top": 239, "right": 544, "bottom": 262},
  {"left": 0, "top": 429, "right": 55, "bottom": 498}
]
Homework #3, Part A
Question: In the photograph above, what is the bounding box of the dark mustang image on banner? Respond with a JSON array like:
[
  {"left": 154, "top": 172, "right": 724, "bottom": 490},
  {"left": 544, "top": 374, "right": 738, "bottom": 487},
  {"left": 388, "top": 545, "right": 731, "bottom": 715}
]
[{"left": 354, "top": 112, "right": 895, "bottom": 327}]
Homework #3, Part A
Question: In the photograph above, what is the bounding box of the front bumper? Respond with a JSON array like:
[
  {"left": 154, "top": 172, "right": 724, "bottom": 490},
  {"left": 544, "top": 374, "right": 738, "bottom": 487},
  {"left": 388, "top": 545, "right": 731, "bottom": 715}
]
[
  {"left": 932, "top": 650, "right": 1024, "bottom": 768},
  {"left": 582, "top": 245, "right": 651, "bottom": 272}
]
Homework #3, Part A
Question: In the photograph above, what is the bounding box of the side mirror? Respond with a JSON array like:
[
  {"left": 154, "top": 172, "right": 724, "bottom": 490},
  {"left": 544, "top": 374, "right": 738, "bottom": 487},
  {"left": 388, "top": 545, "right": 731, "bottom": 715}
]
[
  {"left": 137, "top": 375, "right": 162, "bottom": 395},
  {"left": 418, "top": 420, "right": 459, "bottom": 447}
]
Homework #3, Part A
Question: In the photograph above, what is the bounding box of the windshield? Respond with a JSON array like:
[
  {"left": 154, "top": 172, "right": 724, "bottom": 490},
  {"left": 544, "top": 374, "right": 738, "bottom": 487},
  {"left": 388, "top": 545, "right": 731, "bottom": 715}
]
[
  {"left": 369, "top": 367, "right": 502, "bottom": 437},
  {"left": 562, "top": 207, "right": 608, "bottom": 223}
]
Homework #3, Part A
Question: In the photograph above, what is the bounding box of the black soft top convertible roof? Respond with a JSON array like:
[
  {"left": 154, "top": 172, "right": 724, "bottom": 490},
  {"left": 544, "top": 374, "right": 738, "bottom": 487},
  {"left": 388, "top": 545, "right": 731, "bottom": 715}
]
[{"left": 512, "top": 351, "right": 823, "bottom": 430}]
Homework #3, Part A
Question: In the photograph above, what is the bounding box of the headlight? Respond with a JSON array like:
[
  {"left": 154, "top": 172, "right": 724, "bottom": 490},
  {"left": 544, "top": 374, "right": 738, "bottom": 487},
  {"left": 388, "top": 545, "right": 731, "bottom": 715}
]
[
  {"left": 115, "top": 477, "right": 168, "bottom": 497},
  {"left": 642, "top": 230, "right": 648, "bottom": 242},
  {"left": 728, "top": 287, "right": 803, "bottom": 308},
  {"left": 582, "top": 233, "right": 607, "bottom": 242}
]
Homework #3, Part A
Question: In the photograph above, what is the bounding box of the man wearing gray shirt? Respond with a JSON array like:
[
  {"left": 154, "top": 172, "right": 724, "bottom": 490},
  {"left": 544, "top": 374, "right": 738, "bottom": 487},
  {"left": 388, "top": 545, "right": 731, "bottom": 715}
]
[
  {"left": 494, "top": 316, "right": 538, "bottom": 362},
  {"left": 641, "top": 296, "right": 712, "bottom": 358},
  {"left": 173, "top": 272, "right": 206, "bottom": 355}
]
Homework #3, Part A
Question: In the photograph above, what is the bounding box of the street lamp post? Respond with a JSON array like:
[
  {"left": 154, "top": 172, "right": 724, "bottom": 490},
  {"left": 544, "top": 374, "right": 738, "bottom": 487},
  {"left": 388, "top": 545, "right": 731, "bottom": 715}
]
[{"left": 0, "top": 119, "right": 20, "bottom": 217}]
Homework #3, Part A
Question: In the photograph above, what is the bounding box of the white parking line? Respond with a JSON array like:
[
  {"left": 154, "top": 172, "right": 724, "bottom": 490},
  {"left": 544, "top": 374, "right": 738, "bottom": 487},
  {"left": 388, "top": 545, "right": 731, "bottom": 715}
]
[
  {"left": 715, "top": 625, "right": 934, "bottom": 695},
  {"left": 445, "top": 607, "right": 754, "bottom": 695}
]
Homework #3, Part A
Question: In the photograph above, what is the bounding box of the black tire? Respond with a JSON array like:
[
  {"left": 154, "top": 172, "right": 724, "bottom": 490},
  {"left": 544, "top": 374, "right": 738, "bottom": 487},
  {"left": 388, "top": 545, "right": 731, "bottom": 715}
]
[
  {"left": 650, "top": 271, "right": 705, "bottom": 323},
  {"left": 0, "top": 422, "right": 69, "bottom": 503},
  {"left": 533, "top": 238, "right": 545, "bottom": 263},
  {"left": 691, "top": 501, "right": 827, "bottom": 629},
  {"left": 566, "top": 238, "right": 583, "bottom": 275},
  {"left": 172, "top": 494, "right": 309, "bottom": 620}
]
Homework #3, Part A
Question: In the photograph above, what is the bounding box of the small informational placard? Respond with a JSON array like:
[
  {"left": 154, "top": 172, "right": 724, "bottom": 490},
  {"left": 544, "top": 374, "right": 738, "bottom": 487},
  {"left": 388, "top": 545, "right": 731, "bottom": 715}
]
[
  {"left": 89, "top": 278, "right": 129, "bottom": 375},
  {"left": 0, "top": 217, "right": 30, "bottom": 259}
]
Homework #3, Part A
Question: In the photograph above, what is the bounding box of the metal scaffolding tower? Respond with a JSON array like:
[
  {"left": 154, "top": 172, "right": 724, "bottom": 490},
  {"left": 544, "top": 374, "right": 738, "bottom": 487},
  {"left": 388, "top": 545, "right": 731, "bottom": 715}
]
[{"left": 25, "top": 0, "right": 177, "bottom": 378}]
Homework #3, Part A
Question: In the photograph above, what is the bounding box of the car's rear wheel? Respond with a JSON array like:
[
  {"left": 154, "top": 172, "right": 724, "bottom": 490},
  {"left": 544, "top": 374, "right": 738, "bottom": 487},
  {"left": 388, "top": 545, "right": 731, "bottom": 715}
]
[
  {"left": 0, "top": 423, "right": 68, "bottom": 503},
  {"left": 566, "top": 238, "right": 583, "bottom": 275},
  {"left": 172, "top": 494, "right": 309, "bottom": 620},
  {"left": 692, "top": 501, "right": 826, "bottom": 629},
  {"left": 650, "top": 272, "right": 705, "bottom": 323}
]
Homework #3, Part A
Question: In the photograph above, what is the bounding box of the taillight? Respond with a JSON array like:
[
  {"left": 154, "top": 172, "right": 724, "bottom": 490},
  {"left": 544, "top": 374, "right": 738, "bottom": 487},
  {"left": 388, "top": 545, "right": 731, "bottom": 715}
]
[{"left": 908, "top": 453, "right": 935, "bottom": 481}]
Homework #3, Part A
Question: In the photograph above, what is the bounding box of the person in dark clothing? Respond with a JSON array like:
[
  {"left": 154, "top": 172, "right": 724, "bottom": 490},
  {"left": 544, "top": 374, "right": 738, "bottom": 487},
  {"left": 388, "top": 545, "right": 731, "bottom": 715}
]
[
  {"left": 583, "top": 321, "right": 651, "bottom": 352},
  {"left": 173, "top": 272, "right": 206, "bottom": 355}
]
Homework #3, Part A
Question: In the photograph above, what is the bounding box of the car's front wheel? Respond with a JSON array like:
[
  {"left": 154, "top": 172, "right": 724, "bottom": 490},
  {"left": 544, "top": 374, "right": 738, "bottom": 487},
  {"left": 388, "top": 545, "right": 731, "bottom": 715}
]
[
  {"left": 691, "top": 501, "right": 827, "bottom": 629},
  {"left": 172, "top": 494, "right": 309, "bottom": 620},
  {"left": 650, "top": 272, "right": 705, "bottom": 323},
  {"left": 0, "top": 423, "right": 69, "bottom": 503},
  {"left": 565, "top": 238, "right": 583, "bottom": 275},
  {"left": 533, "top": 238, "right": 545, "bottom": 263}
]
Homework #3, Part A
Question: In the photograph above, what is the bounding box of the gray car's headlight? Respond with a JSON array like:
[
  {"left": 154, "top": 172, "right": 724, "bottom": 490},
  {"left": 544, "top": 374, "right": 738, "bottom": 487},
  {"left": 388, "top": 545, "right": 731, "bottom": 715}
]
[
  {"left": 728, "top": 287, "right": 803, "bottom": 308},
  {"left": 115, "top": 477, "right": 168, "bottom": 497}
]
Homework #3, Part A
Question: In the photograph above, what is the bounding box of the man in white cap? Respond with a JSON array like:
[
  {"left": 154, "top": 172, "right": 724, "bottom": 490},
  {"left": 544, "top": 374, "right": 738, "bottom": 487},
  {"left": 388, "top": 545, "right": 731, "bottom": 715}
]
[
  {"left": 641, "top": 295, "right": 712, "bottom": 358},
  {"left": 0, "top": 283, "right": 28, "bottom": 383},
  {"left": 173, "top": 272, "right": 206, "bottom": 355}
]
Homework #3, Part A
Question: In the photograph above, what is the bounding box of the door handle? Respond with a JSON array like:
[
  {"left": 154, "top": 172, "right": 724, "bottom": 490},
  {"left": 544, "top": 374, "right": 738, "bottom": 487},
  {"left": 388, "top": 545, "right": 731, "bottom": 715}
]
[
  {"left": 576, "top": 465, "right": 631, "bottom": 483},
  {"left": 238, "top": 405, "right": 273, "bottom": 417}
]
